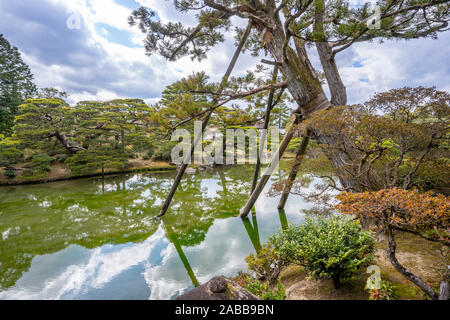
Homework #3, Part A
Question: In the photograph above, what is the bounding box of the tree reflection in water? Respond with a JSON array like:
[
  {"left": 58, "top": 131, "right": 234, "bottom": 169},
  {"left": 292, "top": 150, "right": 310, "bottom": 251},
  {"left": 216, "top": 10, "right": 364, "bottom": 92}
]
[{"left": 0, "top": 164, "right": 311, "bottom": 298}]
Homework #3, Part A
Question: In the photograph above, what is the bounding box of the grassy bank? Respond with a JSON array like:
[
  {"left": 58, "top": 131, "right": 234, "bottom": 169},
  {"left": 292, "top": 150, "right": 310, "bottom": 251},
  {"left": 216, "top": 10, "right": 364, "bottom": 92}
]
[
  {"left": 1, "top": 153, "right": 302, "bottom": 186},
  {"left": 0, "top": 159, "right": 177, "bottom": 186}
]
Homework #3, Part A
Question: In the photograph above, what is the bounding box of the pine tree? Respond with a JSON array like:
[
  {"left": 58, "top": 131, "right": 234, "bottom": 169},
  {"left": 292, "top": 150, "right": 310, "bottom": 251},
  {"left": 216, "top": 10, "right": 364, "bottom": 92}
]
[
  {"left": 129, "top": 0, "right": 449, "bottom": 215},
  {"left": 0, "top": 34, "right": 37, "bottom": 136},
  {"left": 14, "top": 98, "right": 83, "bottom": 154}
]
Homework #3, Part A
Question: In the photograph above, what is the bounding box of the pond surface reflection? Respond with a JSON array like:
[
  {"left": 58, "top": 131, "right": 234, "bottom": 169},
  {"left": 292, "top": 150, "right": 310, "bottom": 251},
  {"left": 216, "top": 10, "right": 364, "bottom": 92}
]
[{"left": 0, "top": 165, "right": 317, "bottom": 299}]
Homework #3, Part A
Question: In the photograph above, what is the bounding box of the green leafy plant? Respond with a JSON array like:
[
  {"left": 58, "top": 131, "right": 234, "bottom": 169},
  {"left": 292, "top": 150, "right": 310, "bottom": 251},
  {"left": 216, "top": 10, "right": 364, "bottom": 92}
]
[
  {"left": 31, "top": 154, "right": 53, "bottom": 171},
  {"left": 366, "top": 280, "right": 398, "bottom": 300},
  {"left": 245, "top": 242, "right": 286, "bottom": 284},
  {"left": 0, "top": 137, "right": 23, "bottom": 166},
  {"left": 244, "top": 276, "right": 286, "bottom": 300},
  {"left": 3, "top": 168, "right": 17, "bottom": 179},
  {"left": 152, "top": 141, "right": 178, "bottom": 161},
  {"left": 19, "top": 153, "right": 54, "bottom": 181},
  {"left": 270, "top": 216, "right": 375, "bottom": 288},
  {"left": 66, "top": 148, "right": 127, "bottom": 176}
]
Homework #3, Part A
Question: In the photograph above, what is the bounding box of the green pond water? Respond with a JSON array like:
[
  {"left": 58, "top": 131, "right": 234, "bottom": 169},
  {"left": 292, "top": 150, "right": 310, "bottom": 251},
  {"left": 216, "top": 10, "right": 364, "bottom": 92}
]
[{"left": 0, "top": 164, "right": 320, "bottom": 300}]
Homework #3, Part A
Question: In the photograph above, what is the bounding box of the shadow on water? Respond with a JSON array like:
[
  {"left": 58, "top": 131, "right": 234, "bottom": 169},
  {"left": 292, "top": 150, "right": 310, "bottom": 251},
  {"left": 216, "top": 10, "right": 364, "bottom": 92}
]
[{"left": 0, "top": 164, "right": 315, "bottom": 299}]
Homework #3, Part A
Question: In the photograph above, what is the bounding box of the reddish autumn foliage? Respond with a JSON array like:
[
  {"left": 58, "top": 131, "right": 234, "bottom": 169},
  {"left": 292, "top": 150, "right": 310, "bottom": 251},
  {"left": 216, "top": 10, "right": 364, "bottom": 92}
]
[{"left": 336, "top": 188, "right": 449, "bottom": 244}]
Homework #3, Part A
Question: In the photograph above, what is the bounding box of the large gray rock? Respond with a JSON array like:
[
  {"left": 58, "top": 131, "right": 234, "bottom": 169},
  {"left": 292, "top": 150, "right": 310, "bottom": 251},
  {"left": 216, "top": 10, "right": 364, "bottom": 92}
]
[{"left": 176, "top": 276, "right": 259, "bottom": 300}]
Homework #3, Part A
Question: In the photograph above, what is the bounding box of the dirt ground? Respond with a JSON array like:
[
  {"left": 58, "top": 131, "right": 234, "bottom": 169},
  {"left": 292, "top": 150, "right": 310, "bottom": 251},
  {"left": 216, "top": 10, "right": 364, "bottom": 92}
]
[{"left": 280, "top": 232, "right": 448, "bottom": 300}]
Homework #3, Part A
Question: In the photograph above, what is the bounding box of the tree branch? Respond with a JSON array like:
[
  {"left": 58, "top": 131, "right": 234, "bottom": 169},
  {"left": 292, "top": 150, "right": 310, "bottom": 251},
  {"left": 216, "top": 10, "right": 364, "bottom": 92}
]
[{"left": 170, "top": 81, "right": 288, "bottom": 131}]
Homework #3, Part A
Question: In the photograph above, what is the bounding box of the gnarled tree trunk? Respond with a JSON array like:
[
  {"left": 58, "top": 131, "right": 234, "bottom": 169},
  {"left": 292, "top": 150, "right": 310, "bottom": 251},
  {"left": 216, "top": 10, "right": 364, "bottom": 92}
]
[
  {"left": 382, "top": 211, "right": 441, "bottom": 300},
  {"left": 314, "top": 0, "right": 347, "bottom": 106},
  {"left": 240, "top": 11, "right": 362, "bottom": 217},
  {"left": 52, "top": 131, "right": 85, "bottom": 154}
]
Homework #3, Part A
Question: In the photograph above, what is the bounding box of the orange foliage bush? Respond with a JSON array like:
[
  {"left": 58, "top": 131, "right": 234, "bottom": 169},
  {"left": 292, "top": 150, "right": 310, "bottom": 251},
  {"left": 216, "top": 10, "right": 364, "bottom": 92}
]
[{"left": 336, "top": 188, "right": 449, "bottom": 244}]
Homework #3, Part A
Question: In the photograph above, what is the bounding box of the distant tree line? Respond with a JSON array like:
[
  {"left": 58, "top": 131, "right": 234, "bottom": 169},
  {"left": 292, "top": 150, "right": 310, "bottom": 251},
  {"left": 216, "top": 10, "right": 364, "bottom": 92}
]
[{"left": 0, "top": 34, "right": 293, "bottom": 181}]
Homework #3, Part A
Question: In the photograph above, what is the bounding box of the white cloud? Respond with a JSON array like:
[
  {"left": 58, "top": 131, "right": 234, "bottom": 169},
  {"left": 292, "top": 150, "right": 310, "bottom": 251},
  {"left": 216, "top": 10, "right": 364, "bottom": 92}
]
[
  {"left": 1, "top": 0, "right": 448, "bottom": 106},
  {"left": 0, "top": 227, "right": 167, "bottom": 300},
  {"left": 337, "top": 32, "right": 450, "bottom": 103}
]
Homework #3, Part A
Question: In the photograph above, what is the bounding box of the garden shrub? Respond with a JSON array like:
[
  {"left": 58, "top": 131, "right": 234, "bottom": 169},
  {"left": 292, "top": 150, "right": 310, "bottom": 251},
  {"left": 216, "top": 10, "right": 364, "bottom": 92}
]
[
  {"left": 66, "top": 149, "right": 127, "bottom": 176},
  {"left": 18, "top": 153, "right": 54, "bottom": 181},
  {"left": 152, "top": 141, "right": 178, "bottom": 161},
  {"left": 270, "top": 216, "right": 375, "bottom": 288},
  {"left": 244, "top": 276, "right": 286, "bottom": 300},
  {"left": 3, "top": 168, "right": 17, "bottom": 179},
  {"left": 31, "top": 154, "right": 53, "bottom": 171},
  {"left": 245, "top": 242, "right": 286, "bottom": 284},
  {"left": 0, "top": 144, "right": 22, "bottom": 166}
]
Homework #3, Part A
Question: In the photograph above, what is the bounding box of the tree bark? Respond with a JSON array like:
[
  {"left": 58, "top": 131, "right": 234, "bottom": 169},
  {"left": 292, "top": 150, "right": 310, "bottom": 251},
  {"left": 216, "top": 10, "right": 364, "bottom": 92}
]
[
  {"left": 311, "top": 129, "right": 362, "bottom": 191},
  {"left": 316, "top": 42, "right": 347, "bottom": 106},
  {"left": 239, "top": 8, "right": 334, "bottom": 218},
  {"left": 240, "top": 11, "right": 361, "bottom": 217},
  {"left": 382, "top": 212, "right": 439, "bottom": 300},
  {"left": 252, "top": 5, "right": 329, "bottom": 115},
  {"left": 52, "top": 131, "right": 85, "bottom": 154},
  {"left": 313, "top": 0, "right": 347, "bottom": 106},
  {"left": 439, "top": 277, "right": 449, "bottom": 300}
]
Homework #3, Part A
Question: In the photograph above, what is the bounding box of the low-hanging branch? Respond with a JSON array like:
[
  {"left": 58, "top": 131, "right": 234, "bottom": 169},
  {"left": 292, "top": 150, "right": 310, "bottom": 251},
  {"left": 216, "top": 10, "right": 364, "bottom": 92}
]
[{"left": 169, "top": 81, "right": 288, "bottom": 131}]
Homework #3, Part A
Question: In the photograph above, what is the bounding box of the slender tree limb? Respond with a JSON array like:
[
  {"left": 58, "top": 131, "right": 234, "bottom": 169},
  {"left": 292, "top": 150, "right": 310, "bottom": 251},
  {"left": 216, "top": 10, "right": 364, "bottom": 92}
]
[
  {"left": 169, "top": 81, "right": 288, "bottom": 131},
  {"left": 251, "top": 65, "right": 279, "bottom": 194},
  {"left": 158, "top": 21, "right": 253, "bottom": 217},
  {"left": 278, "top": 128, "right": 312, "bottom": 209},
  {"left": 382, "top": 209, "right": 440, "bottom": 300}
]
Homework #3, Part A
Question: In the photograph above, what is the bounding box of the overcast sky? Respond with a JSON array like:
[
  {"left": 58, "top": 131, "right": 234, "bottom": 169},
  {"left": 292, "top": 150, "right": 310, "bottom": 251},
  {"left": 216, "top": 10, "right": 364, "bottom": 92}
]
[{"left": 1, "top": 0, "right": 449, "bottom": 105}]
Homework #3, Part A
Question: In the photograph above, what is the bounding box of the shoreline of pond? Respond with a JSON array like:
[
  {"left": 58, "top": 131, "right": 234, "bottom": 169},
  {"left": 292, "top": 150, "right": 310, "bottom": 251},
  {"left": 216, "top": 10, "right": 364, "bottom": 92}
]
[
  {"left": 0, "top": 162, "right": 178, "bottom": 187},
  {"left": 0, "top": 154, "right": 299, "bottom": 187}
]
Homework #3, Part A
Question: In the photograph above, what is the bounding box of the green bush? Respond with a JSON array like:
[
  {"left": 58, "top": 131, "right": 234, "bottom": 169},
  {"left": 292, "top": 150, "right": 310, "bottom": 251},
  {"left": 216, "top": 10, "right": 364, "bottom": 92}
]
[
  {"left": 66, "top": 149, "right": 127, "bottom": 176},
  {"left": 31, "top": 154, "right": 53, "bottom": 171},
  {"left": 245, "top": 242, "right": 286, "bottom": 284},
  {"left": 18, "top": 153, "right": 54, "bottom": 181},
  {"left": 0, "top": 146, "right": 22, "bottom": 166},
  {"left": 20, "top": 167, "right": 49, "bottom": 181},
  {"left": 3, "top": 168, "right": 17, "bottom": 179},
  {"left": 125, "top": 135, "right": 155, "bottom": 158},
  {"left": 270, "top": 216, "right": 375, "bottom": 288},
  {"left": 152, "top": 141, "right": 177, "bottom": 161},
  {"left": 143, "top": 148, "right": 155, "bottom": 160},
  {"left": 244, "top": 276, "right": 286, "bottom": 300},
  {"left": 286, "top": 137, "right": 302, "bottom": 153}
]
